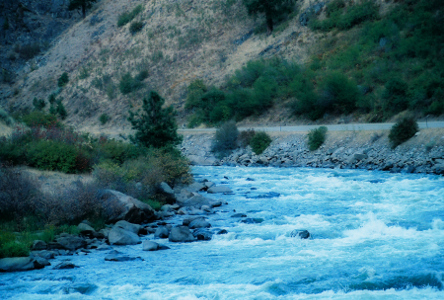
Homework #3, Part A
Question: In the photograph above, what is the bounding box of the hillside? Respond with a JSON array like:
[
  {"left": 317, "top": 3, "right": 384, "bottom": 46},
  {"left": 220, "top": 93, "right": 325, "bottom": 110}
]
[{"left": 0, "top": 0, "right": 443, "bottom": 135}]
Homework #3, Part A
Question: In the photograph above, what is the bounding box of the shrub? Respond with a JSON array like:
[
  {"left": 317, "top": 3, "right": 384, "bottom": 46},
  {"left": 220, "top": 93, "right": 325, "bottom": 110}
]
[
  {"left": 117, "top": 4, "right": 143, "bottom": 27},
  {"left": 0, "top": 106, "right": 14, "bottom": 126},
  {"left": 308, "top": 126, "right": 328, "bottom": 151},
  {"left": 211, "top": 121, "right": 239, "bottom": 157},
  {"left": 79, "top": 66, "right": 89, "bottom": 79},
  {"left": 22, "top": 111, "right": 60, "bottom": 128},
  {"left": 99, "top": 113, "right": 110, "bottom": 125},
  {"left": 326, "top": 0, "right": 345, "bottom": 17},
  {"left": 93, "top": 137, "right": 146, "bottom": 165},
  {"left": 56, "top": 101, "right": 68, "bottom": 120},
  {"left": 0, "top": 231, "right": 30, "bottom": 258},
  {"left": 238, "top": 129, "right": 256, "bottom": 148},
  {"left": 129, "top": 21, "right": 143, "bottom": 35},
  {"left": 119, "top": 72, "right": 142, "bottom": 94},
  {"left": 185, "top": 79, "right": 207, "bottom": 110},
  {"left": 58, "top": 72, "right": 69, "bottom": 87},
  {"left": 388, "top": 116, "right": 418, "bottom": 148},
  {"left": 382, "top": 78, "right": 409, "bottom": 115},
  {"left": 319, "top": 72, "right": 359, "bottom": 114},
  {"left": 250, "top": 132, "right": 272, "bottom": 155},
  {"left": 32, "top": 98, "right": 46, "bottom": 111},
  {"left": 128, "top": 91, "right": 182, "bottom": 148},
  {"left": 16, "top": 43, "right": 40, "bottom": 60},
  {"left": 1, "top": 68, "right": 14, "bottom": 83},
  {"left": 135, "top": 70, "right": 149, "bottom": 81}
]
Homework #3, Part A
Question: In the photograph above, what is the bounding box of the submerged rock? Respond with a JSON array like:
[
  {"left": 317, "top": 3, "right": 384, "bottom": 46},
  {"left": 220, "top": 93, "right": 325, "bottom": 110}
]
[
  {"left": 208, "top": 186, "right": 234, "bottom": 195},
  {"left": 53, "top": 262, "right": 77, "bottom": 270},
  {"left": 241, "top": 218, "right": 264, "bottom": 224},
  {"left": 193, "top": 228, "right": 213, "bottom": 241},
  {"left": 290, "top": 229, "right": 311, "bottom": 239},
  {"left": 105, "top": 251, "right": 143, "bottom": 262}
]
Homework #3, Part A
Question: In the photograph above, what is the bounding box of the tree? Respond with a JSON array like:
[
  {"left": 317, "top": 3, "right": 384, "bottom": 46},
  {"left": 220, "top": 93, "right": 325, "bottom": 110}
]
[
  {"left": 128, "top": 91, "right": 182, "bottom": 148},
  {"left": 68, "top": 0, "right": 97, "bottom": 18},
  {"left": 242, "top": 0, "right": 296, "bottom": 34}
]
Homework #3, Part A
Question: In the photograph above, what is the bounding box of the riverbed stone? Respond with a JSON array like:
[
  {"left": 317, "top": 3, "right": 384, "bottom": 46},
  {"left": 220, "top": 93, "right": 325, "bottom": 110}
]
[
  {"left": 108, "top": 227, "right": 141, "bottom": 245},
  {"left": 31, "top": 250, "right": 56, "bottom": 260},
  {"left": 31, "top": 240, "right": 47, "bottom": 251},
  {"left": 241, "top": 218, "right": 264, "bottom": 224},
  {"left": 56, "top": 235, "right": 87, "bottom": 251},
  {"left": 169, "top": 226, "right": 196, "bottom": 242},
  {"left": 98, "top": 189, "right": 156, "bottom": 224},
  {"left": 188, "top": 217, "right": 211, "bottom": 229},
  {"left": 208, "top": 186, "right": 234, "bottom": 195},
  {"left": 78, "top": 223, "right": 96, "bottom": 236},
  {"left": 290, "top": 229, "right": 311, "bottom": 239},
  {"left": 105, "top": 251, "right": 143, "bottom": 262},
  {"left": 193, "top": 228, "right": 213, "bottom": 241},
  {"left": 114, "top": 220, "right": 141, "bottom": 234},
  {"left": 154, "top": 226, "right": 169, "bottom": 238},
  {"left": 0, "top": 257, "right": 45, "bottom": 272},
  {"left": 217, "top": 229, "right": 228, "bottom": 235},
  {"left": 53, "top": 262, "right": 77, "bottom": 270},
  {"left": 143, "top": 241, "right": 160, "bottom": 251},
  {"left": 177, "top": 194, "right": 211, "bottom": 209}
]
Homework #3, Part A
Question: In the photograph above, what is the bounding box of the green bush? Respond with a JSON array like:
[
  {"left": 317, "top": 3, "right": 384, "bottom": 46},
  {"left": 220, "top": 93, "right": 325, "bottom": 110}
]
[
  {"left": 129, "top": 21, "right": 143, "bottom": 35},
  {"left": 32, "top": 98, "right": 46, "bottom": 111},
  {"left": 381, "top": 78, "right": 409, "bottom": 115},
  {"left": 319, "top": 72, "right": 359, "bottom": 114},
  {"left": 79, "top": 66, "right": 90, "bottom": 79},
  {"left": 238, "top": 129, "right": 256, "bottom": 148},
  {"left": 0, "top": 106, "right": 14, "bottom": 126},
  {"left": 250, "top": 132, "right": 272, "bottom": 155},
  {"left": 22, "top": 111, "right": 60, "bottom": 128},
  {"left": 93, "top": 137, "right": 146, "bottom": 165},
  {"left": 99, "top": 113, "right": 110, "bottom": 125},
  {"left": 308, "top": 126, "right": 328, "bottom": 151},
  {"left": 326, "top": 0, "right": 345, "bottom": 17},
  {"left": 135, "top": 70, "right": 149, "bottom": 81},
  {"left": 119, "top": 72, "right": 142, "bottom": 94},
  {"left": 58, "top": 72, "right": 69, "bottom": 87},
  {"left": 211, "top": 120, "right": 239, "bottom": 157},
  {"left": 56, "top": 101, "right": 67, "bottom": 120},
  {"left": 0, "top": 231, "right": 30, "bottom": 258},
  {"left": 117, "top": 4, "right": 143, "bottom": 27},
  {"left": 388, "top": 116, "right": 418, "bottom": 148}
]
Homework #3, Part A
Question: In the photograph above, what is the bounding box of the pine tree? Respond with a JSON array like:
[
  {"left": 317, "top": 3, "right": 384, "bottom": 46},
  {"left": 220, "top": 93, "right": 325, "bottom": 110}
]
[
  {"left": 128, "top": 91, "right": 182, "bottom": 148},
  {"left": 68, "top": 0, "right": 98, "bottom": 18},
  {"left": 242, "top": 0, "right": 296, "bottom": 34}
]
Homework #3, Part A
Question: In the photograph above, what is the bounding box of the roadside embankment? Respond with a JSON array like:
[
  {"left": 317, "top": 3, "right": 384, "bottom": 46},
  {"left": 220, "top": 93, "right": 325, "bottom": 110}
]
[{"left": 181, "top": 129, "right": 444, "bottom": 175}]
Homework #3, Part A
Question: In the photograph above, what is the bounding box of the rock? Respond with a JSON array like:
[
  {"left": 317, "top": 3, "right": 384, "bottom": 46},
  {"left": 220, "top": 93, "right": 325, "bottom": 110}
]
[
  {"left": 105, "top": 251, "right": 143, "bottom": 262},
  {"left": 177, "top": 194, "right": 211, "bottom": 209},
  {"left": 33, "top": 257, "right": 50, "bottom": 267},
  {"left": 186, "top": 182, "right": 206, "bottom": 192},
  {"left": 108, "top": 227, "right": 140, "bottom": 245},
  {"left": 193, "top": 228, "right": 213, "bottom": 241},
  {"left": 158, "top": 182, "right": 176, "bottom": 203},
  {"left": 290, "top": 229, "right": 311, "bottom": 239},
  {"left": 78, "top": 223, "right": 96, "bottom": 235},
  {"left": 241, "top": 218, "right": 264, "bottom": 224},
  {"left": 98, "top": 189, "right": 156, "bottom": 224},
  {"left": 31, "top": 250, "right": 56, "bottom": 260},
  {"left": 207, "top": 186, "right": 234, "bottom": 195},
  {"left": 204, "top": 181, "right": 216, "bottom": 189},
  {"left": 96, "top": 244, "right": 113, "bottom": 251},
  {"left": 53, "top": 262, "right": 77, "bottom": 270},
  {"left": 169, "top": 226, "right": 196, "bottom": 243},
  {"left": 209, "top": 200, "right": 223, "bottom": 208},
  {"left": 31, "top": 240, "right": 47, "bottom": 251},
  {"left": 56, "top": 235, "right": 87, "bottom": 251},
  {"left": 188, "top": 217, "right": 211, "bottom": 229},
  {"left": 98, "top": 228, "right": 111, "bottom": 239},
  {"left": 154, "top": 226, "right": 169, "bottom": 239},
  {"left": 231, "top": 213, "right": 247, "bottom": 218},
  {"left": 432, "top": 163, "right": 444, "bottom": 175},
  {"left": 114, "top": 220, "right": 141, "bottom": 234},
  {"left": 0, "top": 257, "right": 45, "bottom": 272},
  {"left": 246, "top": 192, "right": 280, "bottom": 199},
  {"left": 217, "top": 229, "right": 228, "bottom": 235},
  {"left": 142, "top": 240, "right": 160, "bottom": 251}
]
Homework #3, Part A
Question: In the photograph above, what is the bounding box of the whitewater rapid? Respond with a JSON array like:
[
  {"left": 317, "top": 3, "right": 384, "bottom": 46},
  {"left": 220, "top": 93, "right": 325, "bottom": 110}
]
[{"left": 1, "top": 166, "right": 444, "bottom": 299}]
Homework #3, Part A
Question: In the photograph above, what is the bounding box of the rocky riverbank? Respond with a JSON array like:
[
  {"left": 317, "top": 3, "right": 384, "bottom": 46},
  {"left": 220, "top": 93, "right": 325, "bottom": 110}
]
[{"left": 181, "top": 129, "right": 444, "bottom": 175}]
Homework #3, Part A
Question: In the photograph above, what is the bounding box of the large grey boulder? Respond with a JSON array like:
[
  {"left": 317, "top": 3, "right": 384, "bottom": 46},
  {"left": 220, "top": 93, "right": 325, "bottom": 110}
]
[
  {"left": 290, "top": 229, "right": 311, "bottom": 239},
  {"left": 78, "top": 223, "right": 96, "bottom": 235},
  {"left": 98, "top": 189, "right": 156, "bottom": 224},
  {"left": 31, "top": 240, "right": 47, "bottom": 251},
  {"left": 158, "top": 182, "right": 176, "bottom": 203},
  {"left": 169, "top": 226, "right": 196, "bottom": 243},
  {"left": 105, "top": 251, "right": 143, "bottom": 262},
  {"left": 114, "top": 220, "right": 141, "bottom": 234},
  {"left": 188, "top": 217, "right": 211, "bottom": 229},
  {"left": 185, "top": 182, "right": 206, "bottom": 193},
  {"left": 177, "top": 194, "right": 211, "bottom": 209},
  {"left": 154, "top": 226, "right": 169, "bottom": 239},
  {"left": 56, "top": 234, "right": 87, "bottom": 251},
  {"left": 0, "top": 257, "right": 46, "bottom": 272},
  {"left": 207, "top": 186, "right": 233, "bottom": 195},
  {"left": 193, "top": 229, "right": 213, "bottom": 241},
  {"left": 108, "top": 227, "right": 140, "bottom": 245}
]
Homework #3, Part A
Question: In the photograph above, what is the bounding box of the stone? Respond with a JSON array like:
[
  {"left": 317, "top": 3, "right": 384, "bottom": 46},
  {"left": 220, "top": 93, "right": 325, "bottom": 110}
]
[
  {"left": 0, "top": 257, "right": 44, "bottom": 272},
  {"left": 114, "top": 220, "right": 141, "bottom": 234},
  {"left": 188, "top": 217, "right": 211, "bottom": 229},
  {"left": 217, "top": 229, "right": 228, "bottom": 235},
  {"left": 208, "top": 186, "right": 234, "bottom": 195},
  {"left": 78, "top": 223, "right": 96, "bottom": 235},
  {"left": 142, "top": 241, "right": 160, "bottom": 251},
  {"left": 209, "top": 200, "right": 222, "bottom": 208},
  {"left": 56, "top": 235, "right": 87, "bottom": 251},
  {"left": 98, "top": 189, "right": 156, "bottom": 224},
  {"left": 154, "top": 226, "right": 169, "bottom": 238},
  {"left": 186, "top": 182, "right": 206, "bottom": 192},
  {"left": 105, "top": 251, "right": 143, "bottom": 262},
  {"left": 241, "top": 218, "right": 264, "bottom": 224},
  {"left": 31, "top": 240, "right": 47, "bottom": 251},
  {"left": 290, "top": 229, "right": 311, "bottom": 239},
  {"left": 204, "top": 181, "right": 216, "bottom": 189},
  {"left": 33, "top": 257, "right": 50, "bottom": 268},
  {"left": 231, "top": 213, "right": 247, "bottom": 218},
  {"left": 108, "top": 227, "right": 140, "bottom": 245},
  {"left": 193, "top": 229, "right": 213, "bottom": 241},
  {"left": 177, "top": 194, "right": 211, "bottom": 209},
  {"left": 31, "top": 250, "right": 56, "bottom": 260},
  {"left": 169, "top": 226, "right": 196, "bottom": 243},
  {"left": 54, "top": 262, "right": 77, "bottom": 270},
  {"left": 158, "top": 182, "right": 176, "bottom": 203}
]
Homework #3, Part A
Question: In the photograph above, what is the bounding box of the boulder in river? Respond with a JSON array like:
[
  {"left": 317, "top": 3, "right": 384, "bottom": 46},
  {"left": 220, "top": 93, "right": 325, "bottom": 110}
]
[
  {"left": 188, "top": 217, "right": 211, "bottom": 229},
  {"left": 193, "top": 229, "right": 213, "bottom": 241},
  {"left": 207, "top": 186, "right": 234, "bottom": 195},
  {"left": 98, "top": 189, "right": 156, "bottom": 224},
  {"left": 290, "top": 229, "right": 311, "bottom": 239},
  {"left": 105, "top": 250, "right": 143, "bottom": 262},
  {"left": 169, "top": 226, "right": 196, "bottom": 242},
  {"left": 31, "top": 240, "right": 47, "bottom": 251},
  {"left": 53, "top": 262, "right": 77, "bottom": 270},
  {"left": 0, "top": 257, "right": 46, "bottom": 272},
  {"left": 114, "top": 220, "right": 141, "bottom": 234},
  {"left": 108, "top": 226, "right": 141, "bottom": 245},
  {"left": 154, "top": 226, "right": 170, "bottom": 238},
  {"left": 56, "top": 234, "right": 87, "bottom": 251},
  {"left": 241, "top": 218, "right": 264, "bottom": 224}
]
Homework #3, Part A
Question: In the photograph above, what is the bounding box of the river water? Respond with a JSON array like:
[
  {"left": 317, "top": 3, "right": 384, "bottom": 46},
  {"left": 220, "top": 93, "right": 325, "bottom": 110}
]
[{"left": 1, "top": 166, "right": 444, "bottom": 299}]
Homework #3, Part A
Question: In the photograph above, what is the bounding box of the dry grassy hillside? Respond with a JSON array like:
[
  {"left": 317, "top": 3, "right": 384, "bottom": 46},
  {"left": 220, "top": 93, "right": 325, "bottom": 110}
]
[{"left": 4, "top": 0, "right": 326, "bottom": 133}]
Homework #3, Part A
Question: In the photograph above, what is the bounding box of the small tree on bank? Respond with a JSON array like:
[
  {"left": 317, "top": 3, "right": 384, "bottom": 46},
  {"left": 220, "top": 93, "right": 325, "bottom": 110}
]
[
  {"left": 128, "top": 91, "right": 182, "bottom": 149},
  {"left": 242, "top": 0, "right": 297, "bottom": 34},
  {"left": 68, "top": 0, "right": 98, "bottom": 18}
]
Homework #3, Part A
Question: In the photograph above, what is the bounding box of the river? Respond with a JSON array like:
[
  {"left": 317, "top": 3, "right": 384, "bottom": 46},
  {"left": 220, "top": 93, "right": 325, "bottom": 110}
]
[{"left": 1, "top": 166, "right": 444, "bottom": 299}]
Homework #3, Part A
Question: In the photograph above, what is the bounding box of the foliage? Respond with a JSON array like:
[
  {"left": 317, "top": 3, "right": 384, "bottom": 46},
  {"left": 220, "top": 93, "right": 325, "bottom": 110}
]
[
  {"left": 119, "top": 72, "right": 143, "bottom": 94},
  {"left": 99, "top": 113, "right": 110, "bottom": 125},
  {"left": 318, "top": 72, "right": 359, "bottom": 114},
  {"left": 211, "top": 121, "right": 239, "bottom": 157},
  {"left": 135, "top": 70, "right": 149, "bottom": 82},
  {"left": 32, "top": 98, "right": 46, "bottom": 111},
  {"left": 56, "top": 101, "right": 68, "bottom": 120},
  {"left": 381, "top": 78, "right": 409, "bottom": 115},
  {"left": 238, "top": 129, "right": 256, "bottom": 148},
  {"left": 242, "top": 0, "right": 297, "bottom": 33},
  {"left": 22, "top": 111, "right": 60, "bottom": 128},
  {"left": 388, "top": 116, "right": 418, "bottom": 148},
  {"left": 129, "top": 21, "right": 144, "bottom": 35},
  {"left": 307, "top": 126, "right": 328, "bottom": 151},
  {"left": 250, "top": 132, "right": 272, "bottom": 155},
  {"left": 68, "top": 0, "right": 98, "bottom": 18},
  {"left": 79, "top": 66, "right": 90, "bottom": 79},
  {"left": 14, "top": 43, "right": 41, "bottom": 60},
  {"left": 0, "top": 106, "right": 14, "bottom": 126},
  {"left": 58, "top": 72, "right": 69, "bottom": 87},
  {"left": 117, "top": 5, "right": 143, "bottom": 27},
  {"left": 128, "top": 91, "right": 182, "bottom": 148}
]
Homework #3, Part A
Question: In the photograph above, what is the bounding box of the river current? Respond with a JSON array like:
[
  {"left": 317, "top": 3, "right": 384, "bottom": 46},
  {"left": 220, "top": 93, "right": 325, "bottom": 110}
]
[{"left": 1, "top": 166, "right": 444, "bottom": 299}]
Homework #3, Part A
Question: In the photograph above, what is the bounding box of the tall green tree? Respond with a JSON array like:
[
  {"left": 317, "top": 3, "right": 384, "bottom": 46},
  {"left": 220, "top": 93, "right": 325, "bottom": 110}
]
[
  {"left": 128, "top": 91, "right": 182, "bottom": 148},
  {"left": 242, "top": 0, "right": 296, "bottom": 34},
  {"left": 68, "top": 0, "right": 97, "bottom": 18}
]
